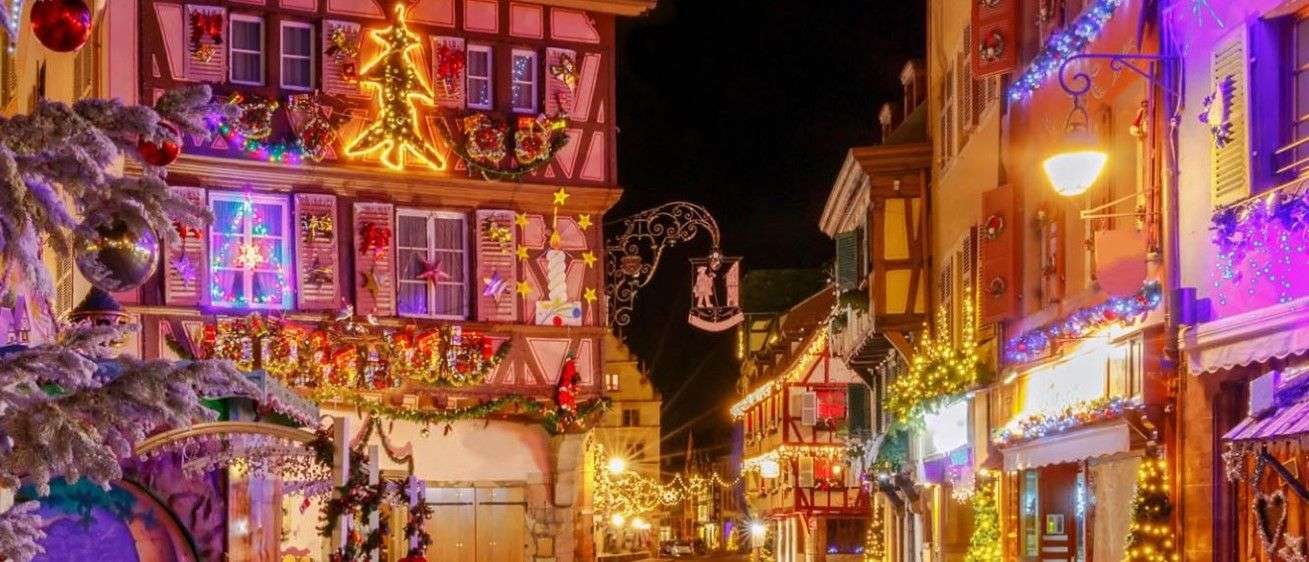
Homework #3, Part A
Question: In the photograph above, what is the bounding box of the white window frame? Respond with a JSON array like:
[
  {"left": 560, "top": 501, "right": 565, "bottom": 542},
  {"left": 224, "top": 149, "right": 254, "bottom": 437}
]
[
  {"left": 510, "top": 48, "right": 538, "bottom": 114},
  {"left": 207, "top": 191, "right": 292, "bottom": 310},
  {"left": 229, "top": 14, "right": 265, "bottom": 86},
  {"left": 396, "top": 208, "right": 469, "bottom": 320},
  {"left": 466, "top": 44, "right": 493, "bottom": 110},
  {"left": 605, "top": 372, "right": 620, "bottom": 392},
  {"left": 278, "top": 20, "right": 314, "bottom": 91}
]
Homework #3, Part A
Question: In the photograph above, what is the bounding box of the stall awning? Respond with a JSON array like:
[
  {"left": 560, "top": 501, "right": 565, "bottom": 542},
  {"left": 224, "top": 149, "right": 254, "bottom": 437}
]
[
  {"left": 1002, "top": 421, "right": 1132, "bottom": 472},
  {"left": 1225, "top": 398, "right": 1309, "bottom": 442},
  {"left": 1182, "top": 296, "right": 1309, "bottom": 375}
]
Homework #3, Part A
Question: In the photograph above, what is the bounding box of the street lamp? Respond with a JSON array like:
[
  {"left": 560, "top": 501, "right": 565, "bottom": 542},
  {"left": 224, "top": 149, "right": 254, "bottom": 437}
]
[
  {"left": 607, "top": 456, "right": 628, "bottom": 475},
  {"left": 1043, "top": 98, "right": 1106, "bottom": 197}
]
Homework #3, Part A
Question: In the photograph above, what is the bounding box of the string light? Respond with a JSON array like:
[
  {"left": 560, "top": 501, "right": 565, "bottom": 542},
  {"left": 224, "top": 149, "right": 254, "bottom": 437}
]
[
  {"left": 885, "top": 296, "right": 981, "bottom": 423},
  {"left": 591, "top": 444, "right": 741, "bottom": 520},
  {"left": 1008, "top": 0, "right": 1125, "bottom": 100},
  {"left": 729, "top": 331, "right": 828, "bottom": 419},
  {"left": 992, "top": 396, "right": 1140, "bottom": 446},
  {"left": 209, "top": 194, "right": 290, "bottom": 307},
  {"left": 343, "top": 3, "right": 448, "bottom": 171},
  {"left": 963, "top": 472, "right": 1001, "bottom": 562},
  {"left": 1004, "top": 281, "right": 1162, "bottom": 364},
  {"left": 1124, "top": 452, "right": 1179, "bottom": 562}
]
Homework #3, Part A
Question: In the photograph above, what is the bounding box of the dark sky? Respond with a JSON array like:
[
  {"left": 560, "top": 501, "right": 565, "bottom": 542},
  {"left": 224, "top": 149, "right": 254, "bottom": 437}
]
[{"left": 609, "top": 0, "right": 926, "bottom": 467}]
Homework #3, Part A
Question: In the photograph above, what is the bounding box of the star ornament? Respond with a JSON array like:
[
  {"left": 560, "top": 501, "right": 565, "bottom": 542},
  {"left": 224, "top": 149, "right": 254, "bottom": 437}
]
[
  {"left": 584, "top": 287, "right": 597, "bottom": 303},
  {"left": 483, "top": 271, "right": 508, "bottom": 300},
  {"left": 235, "top": 243, "right": 265, "bottom": 269},
  {"left": 577, "top": 214, "right": 593, "bottom": 230},
  {"left": 515, "top": 212, "right": 529, "bottom": 227},
  {"left": 516, "top": 280, "right": 533, "bottom": 297},
  {"left": 552, "top": 188, "right": 570, "bottom": 206},
  {"left": 416, "top": 257, "right": 450, "bottom": 284},
  {"left": 581, "top": 251, "right": 597, "bottom": 268},
  {"left": 516, "top": 245, "right": 530, "bottom": 261}
]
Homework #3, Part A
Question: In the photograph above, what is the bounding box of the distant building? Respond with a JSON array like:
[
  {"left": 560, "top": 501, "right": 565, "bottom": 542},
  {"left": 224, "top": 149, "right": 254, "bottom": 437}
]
[{"left": 593, "top": 333, "right": 663, "bottom": 557}]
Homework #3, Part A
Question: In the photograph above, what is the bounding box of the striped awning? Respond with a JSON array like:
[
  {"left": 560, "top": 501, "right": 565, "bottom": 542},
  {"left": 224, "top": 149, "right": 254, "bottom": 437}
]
[{"left": 1224, "top": 398, "right": 1309, "bottom": 442}]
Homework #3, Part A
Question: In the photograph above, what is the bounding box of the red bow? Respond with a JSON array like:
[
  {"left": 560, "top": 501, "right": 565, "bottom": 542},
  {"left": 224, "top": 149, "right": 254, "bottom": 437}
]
[
  {"left": 436, "top": 45, "right": 466, "bottom": 81},
  {"left": 190, "top": 13, "right": 223, "bottom": 47},
  {"left": 361, "top": 222, "right": 392, "bottom": 256}
]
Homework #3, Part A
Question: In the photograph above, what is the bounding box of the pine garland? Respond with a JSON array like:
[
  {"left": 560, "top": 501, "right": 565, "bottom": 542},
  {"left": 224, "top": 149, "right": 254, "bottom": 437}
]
[
  {"left": 1124, "top": 452, "right": 1179, "bottom": 562},
  {"left": 964, "top": 473, "right": 1001, "bottom": 562}
]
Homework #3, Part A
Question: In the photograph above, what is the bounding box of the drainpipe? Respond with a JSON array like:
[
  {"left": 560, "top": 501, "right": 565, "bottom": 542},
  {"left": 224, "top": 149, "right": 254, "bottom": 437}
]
[{"left": 1159, "top": 15, "right": 1186, "bottom": 560}]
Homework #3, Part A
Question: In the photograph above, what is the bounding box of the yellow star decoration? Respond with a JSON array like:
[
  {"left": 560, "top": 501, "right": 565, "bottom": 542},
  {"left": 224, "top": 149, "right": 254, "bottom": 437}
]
[
  {"left": 552, "top": 188, "right": 570, "bottom": 206},
  {"left": 581, "top": 251, "right": 597, "bottom": 268},
  {"left": 342, "top": 4, "right": 447, "bottom": 171},
  {"left": 515, "top": 213, "right": 529, "bottom": 228},
  {"left": 584, "top": 287, "right": 597, "bottom": 303},
  {"left": 516, "top": 245, "right": 529, "bottom": 261},
  {"left": 577, "top": 214, "right": 593, "bottom": 230},
  {"left": 516, "top": 280, "right": 533, "bottom": 297}
]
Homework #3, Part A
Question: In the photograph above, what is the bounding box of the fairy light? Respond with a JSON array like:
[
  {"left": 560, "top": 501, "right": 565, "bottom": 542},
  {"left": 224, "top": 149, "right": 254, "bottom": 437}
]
[
  {"left": 885, "top": 295, "right": 981, "bottom": 423},
  {"left": 209, "top": 194, "right": 290, "bottom": 308},
  {"left": 343, "top": 3, "right": 447, "bottom": 171},
  {"left": 1123, "top": 453, "right": 1179, "bottom": 562},
  {"left": 963, "top": 472, "right": 1001, "bottom": 562},
  {"left": 591, "top": 444, "right": 741, "bottom": 520},
  {"left": 1004, "top": 281, "right": 1162, "bottom": 364},
  {"left": 729, "top": 331, "right": 828, "bottom": 419},
  {"left": 1007, "top": 0, "right": 1125, "bottom": 100}
]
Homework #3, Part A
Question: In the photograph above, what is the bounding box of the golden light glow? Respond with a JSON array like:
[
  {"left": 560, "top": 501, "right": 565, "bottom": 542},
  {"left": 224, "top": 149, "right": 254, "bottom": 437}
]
[
  {"left": 343, "top": 3, "right": 447, "bottom": 171},
  {"left": 1043, "top": 149, "right": 1107, "bottom": 197},
  {"left": 607, "top": 456, "right": 628, "bottom": 475},
  {"left": 750, "top": 521, "right": 768, "bottom": 538},
  {"left": 610, "top": 513, "right": 626, "bottom": 527},
  {"left": 729, "top": 331, "right": 828, "bottom": 419}
]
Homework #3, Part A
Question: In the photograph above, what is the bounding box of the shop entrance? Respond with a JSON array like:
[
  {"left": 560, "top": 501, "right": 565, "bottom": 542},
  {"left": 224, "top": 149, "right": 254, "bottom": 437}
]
[
  {"left": 424, "top": 486, "right": 527, "bottom": 562},
  {"left": 1019, "top": 464, "right": 1081, "bottom": 562}
]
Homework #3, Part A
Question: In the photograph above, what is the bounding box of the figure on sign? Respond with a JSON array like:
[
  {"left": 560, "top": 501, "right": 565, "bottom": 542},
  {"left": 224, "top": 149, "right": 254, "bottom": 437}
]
[{"left": 687, "top": 253, "right": 745, "bottom": 333}]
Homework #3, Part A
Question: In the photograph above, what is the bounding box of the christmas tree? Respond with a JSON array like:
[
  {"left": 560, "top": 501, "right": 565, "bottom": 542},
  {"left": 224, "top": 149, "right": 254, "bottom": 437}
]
[
  {"left": 964, "top": 473, "right": 1001, "bottom": 562},
  {"left": 1124, "top": 451, "right": 1179, "bottom": 562},
  {"left": 343, "top": 3, "right": 448, "bottom": 172}
]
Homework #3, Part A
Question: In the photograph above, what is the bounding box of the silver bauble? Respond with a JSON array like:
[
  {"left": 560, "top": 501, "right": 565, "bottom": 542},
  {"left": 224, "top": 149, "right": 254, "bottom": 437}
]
[{"left": 74, "top": 217, "right": 160, "bottom": 292}]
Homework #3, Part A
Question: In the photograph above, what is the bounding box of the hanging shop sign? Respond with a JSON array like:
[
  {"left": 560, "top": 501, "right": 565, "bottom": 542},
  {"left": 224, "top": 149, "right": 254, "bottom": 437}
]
[{"left": 687, "top": 253, "right": 744, "bottom": 332}]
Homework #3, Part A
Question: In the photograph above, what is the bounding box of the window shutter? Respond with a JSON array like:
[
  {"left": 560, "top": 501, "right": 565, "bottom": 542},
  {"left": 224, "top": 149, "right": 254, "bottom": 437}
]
[
  {"left": 789, "top": 387, "right": 806, "bottom": 420},
  {"left": 979, "top": 184, "right": 1019, "bottom": 323},
  {"left": 835, "top": 230, "right": 861, "bottom": 290},
  {"left": 957, "top": 29, "right": 973, "bottom": 132},
  {"left": 323, "top": 21, "right": 362, "bottom": 96},
  {"left": 799, "top": 457, "right": 815, "bottom": 488},
  {"left": 476, "top": 210, "right": 519, "bottom": 322},
  {"left": 802, "top": 391, "right": 818, "bottom": 426},
  {"left": 184, "top": 5, "right": 225, "bottom": 82},
  {"left": 938, "top": 260, "right": 954, "bottom": 337},
  {"left": 545, "top": 47, "right": 578, "bottom": 116},
  {"left": 942, "top": 63, "right": 956, "bottom": 161},
  {"left": 972, "top": 0, "right": 1018, "bottom": 77},
  {"left": 432, "top": 36, "right": 466, "bottom": 108},
  {"left": 1211, "top": 27, "right": 1252, "bottom": 207},
  {"left": 353, "top": 202, "right": 396, "bottom": 316},
  {"left": 294, "top": 193, "right": 340, "bottom": 310},
  {"left": 847, "top": 384, "right": 871, "bottom": 434},
  {"left": 164, "top": 186, "right": 207, "bottom": 306}
]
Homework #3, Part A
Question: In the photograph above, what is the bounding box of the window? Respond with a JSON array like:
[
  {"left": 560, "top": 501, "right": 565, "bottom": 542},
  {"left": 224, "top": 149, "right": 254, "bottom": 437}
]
[
  {"left": 604, "top": 372, "right": 620, "bottom": 392},
  {"left": 940, "top": 61, "right": 956, "bottom": 167},
  {"left": 510, "top": 49, "right": 537, "bottom": 113},
  {"left": 622, "top": 408, "right": 640, "bottom": 427},
  {"left": 816, "top": 389, "right": 847, "bottom": 421},
  {"left": 208, "top": 191, "right": 292, "bottom": 309},
  {"left": 1289, "top": 18, "right": 1309, "bottom": 176},
  {"left": 466, "top": 44, "right": 492, "bottom": 110},
  {"left": 396, "top": 210, "right": 468, "bottom": 319},
  {"left": 631, "top": 441, "right": 645, "bottom": 461},
  {"left": 230, "top": 15, "right": 264, "bottom": 85},
  {"left": 280, "top": 21, "right": 313, "bottom": 90}
]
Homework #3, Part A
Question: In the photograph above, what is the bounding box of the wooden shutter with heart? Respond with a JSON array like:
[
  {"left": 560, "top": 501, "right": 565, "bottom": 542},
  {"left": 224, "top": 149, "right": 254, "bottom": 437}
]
[
  {"left": 432, "top": 36, "right": 466, "bottom": 108},
  {"left": 972, "top": 0, "right": 1018, "bottom": 77},
  {"left": 322, "top": 21, "right": 362, "bottom": 97},
  {"left": 164, "top": 186, "right": 207, "bottom": 306},
  {"left": 295, "top": 194, "right": 340, "bottom": 310},
  {"left": 353, "top": 202, "right": 396, "bottom": 316},
  {"left": 1211, "top": 26, "right": 1252, "bottom": 208},
  {"left": 979, "top": 184, "right": 1019, "bottom": 323},
  {"left": 184, "top": 5, "right": 225, "bottom": 82},
  {"left": 475, "top": 210, "right": 519, "bottom": 322}
]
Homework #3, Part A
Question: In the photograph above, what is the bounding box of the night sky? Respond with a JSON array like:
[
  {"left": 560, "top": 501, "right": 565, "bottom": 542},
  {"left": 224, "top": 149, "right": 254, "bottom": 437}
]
[{"left": 609, "top": 0, "right": 926, "bottom": 468}]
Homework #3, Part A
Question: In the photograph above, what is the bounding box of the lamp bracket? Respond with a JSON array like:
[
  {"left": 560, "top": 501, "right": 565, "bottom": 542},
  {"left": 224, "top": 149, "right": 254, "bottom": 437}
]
[
  {"left": 1078, "top": 189, "right": 1147, "bottom": 220},
  {"left": 1058, "top": 53, "right": 1179, "bottom": 100}
]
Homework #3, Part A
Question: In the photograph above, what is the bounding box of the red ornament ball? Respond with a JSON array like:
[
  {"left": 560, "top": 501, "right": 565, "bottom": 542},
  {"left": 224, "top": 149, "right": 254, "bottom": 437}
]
[
  {"left": 30, "top": 0, "right": 92, "bottom": 52},
  {"left": 139, "top": 122, "right": 181, "bottom": 167}
]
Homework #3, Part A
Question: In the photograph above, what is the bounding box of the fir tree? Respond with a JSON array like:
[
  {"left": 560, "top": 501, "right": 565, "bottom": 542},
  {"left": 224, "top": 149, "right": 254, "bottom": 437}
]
[
  {"left": 1124, "top": 451, "right": 1179, "bottom": 562},
  {"left": 964, "top": 473, "right": 1001, "bottom": 562}
]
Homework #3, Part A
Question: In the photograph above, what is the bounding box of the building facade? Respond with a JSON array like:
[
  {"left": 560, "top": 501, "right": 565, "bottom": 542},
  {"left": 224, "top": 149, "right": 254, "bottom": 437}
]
[
  {"left": 6, "top": 0, "right": 655, "bottom": 560},
  {"left": 594, "top": 333, "right": 662, "bottom": 556}
]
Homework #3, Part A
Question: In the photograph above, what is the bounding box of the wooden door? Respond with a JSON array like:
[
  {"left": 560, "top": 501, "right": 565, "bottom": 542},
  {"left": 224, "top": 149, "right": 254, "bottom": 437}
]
[
  {"left": 475, "top": 487, "right": 526, "bottom": 562},
  {"left": 426, "top": 488, "right": 476, "bottom": 562},
  {"left": 1038, "top": 464, "right": 1079, "bottom": 562}
]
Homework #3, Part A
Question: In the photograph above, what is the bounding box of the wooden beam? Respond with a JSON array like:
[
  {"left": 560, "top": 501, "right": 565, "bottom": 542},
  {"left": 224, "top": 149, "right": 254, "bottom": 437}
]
[
  {"left": 517, "top": 0, "right": 656, "bottom": 16},
  {"left": 884, "top": 331, "right": 915, "bottom": 363}
]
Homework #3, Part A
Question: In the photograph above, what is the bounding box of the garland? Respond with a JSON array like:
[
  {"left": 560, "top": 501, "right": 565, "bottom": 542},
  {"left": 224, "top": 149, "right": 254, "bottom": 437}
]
[
  {"left": 311, "top": 388, "right": 610, "bottom": 435},
  {"left": 1003, "top": 281, "right": 1162, "bottom": 364},
  {"left": 885, "top": 297, "right": 982, "bottom": 423},
  {"left": 205, "top": 311, "right": 512, "bottom": 390},
  {"left": 1211, "top": 189, "right": 1309, "bottom": 308},
  {"left": 1007, "top": 0, "right": 1124, "bottom": 100},
  {"left": 445, "top": 113, "right": 570, "bottom": 181},
  {"left": 991, "top": 396, "right": 1137, "bottom": 446}
]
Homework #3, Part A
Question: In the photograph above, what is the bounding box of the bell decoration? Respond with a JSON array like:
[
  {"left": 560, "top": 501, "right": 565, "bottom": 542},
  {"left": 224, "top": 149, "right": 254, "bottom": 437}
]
[
  {"left": 74, "top": 216, "right": 160, "bottom": 293},
  {"left": 138, "top": 122, "right": 182, "bottom": 167},
  {"left": 30, "top": 0, "right": 92, "bottom": 52}
]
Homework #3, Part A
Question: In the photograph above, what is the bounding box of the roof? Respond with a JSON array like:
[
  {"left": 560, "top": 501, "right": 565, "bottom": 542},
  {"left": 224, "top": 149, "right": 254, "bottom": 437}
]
[
  {"left": 740, "top": 288, "right": 834, "bottom": 389},
  {"left": 516, "top": 0, "right": 656, "bottom": 16}
]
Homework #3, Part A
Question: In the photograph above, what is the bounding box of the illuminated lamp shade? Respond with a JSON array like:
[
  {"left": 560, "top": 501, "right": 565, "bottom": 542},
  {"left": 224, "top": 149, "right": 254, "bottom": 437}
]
[
  {"left": 1044, "top": 116, "right": 1107, "bottom": 197},
  {"left": 759, "top": 459, "right": 780, "bottom": 479}
]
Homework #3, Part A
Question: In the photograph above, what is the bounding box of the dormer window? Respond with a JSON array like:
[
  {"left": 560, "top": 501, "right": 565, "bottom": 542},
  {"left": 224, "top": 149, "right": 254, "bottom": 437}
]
[
  {"left": 230, "top": 15, "right": 264, "bottom": 86},
  {"left": 279, "top": 21, "right": 314, "bottom": 91}
]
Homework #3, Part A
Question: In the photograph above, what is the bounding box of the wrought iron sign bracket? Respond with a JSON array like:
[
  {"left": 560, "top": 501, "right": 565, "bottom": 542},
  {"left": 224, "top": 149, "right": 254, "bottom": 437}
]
[
  {"left": 1058, "top": 53, "right": 1179, "bottom": 100},
  {"left": 605, "top": 202, "right": 722, "bottom": 332}
]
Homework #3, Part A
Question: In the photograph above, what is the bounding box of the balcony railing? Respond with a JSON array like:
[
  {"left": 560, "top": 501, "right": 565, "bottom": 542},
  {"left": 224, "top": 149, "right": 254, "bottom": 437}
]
[{"left": 830, "top": 307, "right": 876, "bottom": 361}]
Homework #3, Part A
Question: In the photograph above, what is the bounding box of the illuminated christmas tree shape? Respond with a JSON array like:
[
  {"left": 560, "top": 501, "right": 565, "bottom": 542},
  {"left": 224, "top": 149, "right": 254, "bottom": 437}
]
[{"left": 344, "top": 3, "right": 447, "bottom": 171}]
